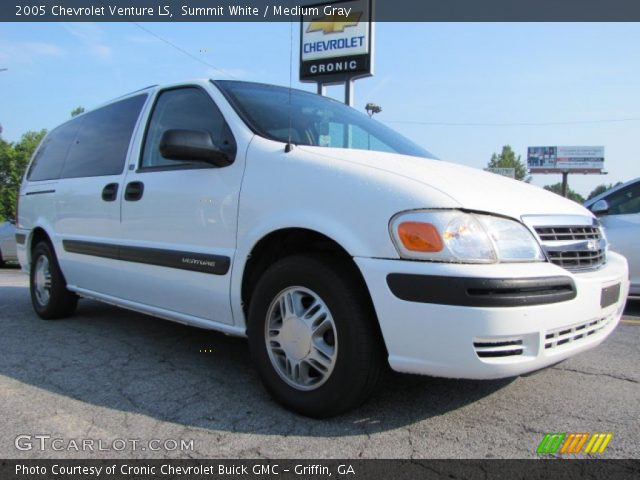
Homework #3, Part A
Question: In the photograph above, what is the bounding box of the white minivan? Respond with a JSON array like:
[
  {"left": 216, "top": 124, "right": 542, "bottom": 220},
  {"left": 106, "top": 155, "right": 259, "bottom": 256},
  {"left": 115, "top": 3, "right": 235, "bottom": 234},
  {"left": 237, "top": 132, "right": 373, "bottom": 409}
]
[{"left": 17, "top": 80, "right": 629, "bottom": 417}]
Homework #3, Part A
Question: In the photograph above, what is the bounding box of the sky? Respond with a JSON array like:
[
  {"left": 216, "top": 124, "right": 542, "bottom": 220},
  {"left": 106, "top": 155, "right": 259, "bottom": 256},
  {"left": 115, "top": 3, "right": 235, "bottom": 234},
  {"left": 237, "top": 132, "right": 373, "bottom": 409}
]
[{"left": 1, "top": 22, "right": 639, "bottom": 198}]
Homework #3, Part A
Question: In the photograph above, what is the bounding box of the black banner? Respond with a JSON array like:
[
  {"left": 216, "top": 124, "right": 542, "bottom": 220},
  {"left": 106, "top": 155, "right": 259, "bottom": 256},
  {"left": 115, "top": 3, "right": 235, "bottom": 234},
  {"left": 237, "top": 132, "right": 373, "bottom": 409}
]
[
  {"left": 4, "top": 0, "right": 640, "bottom": 22},
  {"left": 2, "top": 459, "right": 640, "bottom": 480},
  {"left": 300, "top": 54, "right": 371, "bottom": 81}
]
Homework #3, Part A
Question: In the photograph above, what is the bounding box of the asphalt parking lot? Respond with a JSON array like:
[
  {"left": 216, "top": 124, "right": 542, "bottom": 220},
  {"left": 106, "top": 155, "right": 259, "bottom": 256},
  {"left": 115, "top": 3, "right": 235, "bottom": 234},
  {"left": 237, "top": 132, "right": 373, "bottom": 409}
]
[{"left": 0, "top": 266, "right": 638, "bottom": 459}]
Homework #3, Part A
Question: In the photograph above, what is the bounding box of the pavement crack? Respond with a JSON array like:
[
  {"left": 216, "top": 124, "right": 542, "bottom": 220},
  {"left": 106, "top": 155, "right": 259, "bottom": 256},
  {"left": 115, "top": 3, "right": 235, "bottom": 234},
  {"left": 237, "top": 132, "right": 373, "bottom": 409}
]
[
  {"left": 552, "top": 366, "right": 639, "bottom": 384},
  {"left": 407, "top": 428, "right": 416, "bottom": 460}
]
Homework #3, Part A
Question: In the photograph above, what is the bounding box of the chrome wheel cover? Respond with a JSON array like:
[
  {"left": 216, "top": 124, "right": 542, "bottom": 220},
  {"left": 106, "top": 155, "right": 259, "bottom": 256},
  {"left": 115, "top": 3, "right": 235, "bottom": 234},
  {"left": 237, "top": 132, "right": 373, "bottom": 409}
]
[
  {"left": 265, "top": 286, "right": 338, "bottom": 391},
  {"left": 34, "top": 255, "right": 52, "bottom": 306}
]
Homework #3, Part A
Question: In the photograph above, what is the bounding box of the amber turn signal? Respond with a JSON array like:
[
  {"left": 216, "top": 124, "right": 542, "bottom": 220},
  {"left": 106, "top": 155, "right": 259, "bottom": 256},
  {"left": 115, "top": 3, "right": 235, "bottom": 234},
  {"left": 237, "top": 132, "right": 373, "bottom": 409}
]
[{"left": 397, "top": 221, "right": 444, "bottom": 252}]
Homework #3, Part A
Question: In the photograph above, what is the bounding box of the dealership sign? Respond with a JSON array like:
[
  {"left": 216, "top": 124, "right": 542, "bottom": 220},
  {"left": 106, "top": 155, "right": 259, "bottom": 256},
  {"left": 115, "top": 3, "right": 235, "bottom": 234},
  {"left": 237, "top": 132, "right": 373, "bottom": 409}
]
[
  {"left": 527, "top": 146, "right": 605, "bottom": 173},
  {"left": 300, "top": 0, "right": 374, "bottom": 83}
]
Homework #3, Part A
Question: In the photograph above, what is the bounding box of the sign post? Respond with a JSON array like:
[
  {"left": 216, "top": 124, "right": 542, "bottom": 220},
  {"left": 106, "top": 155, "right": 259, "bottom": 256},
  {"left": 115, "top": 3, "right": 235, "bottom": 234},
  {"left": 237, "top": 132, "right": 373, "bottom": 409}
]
[
  {"left": 300, "top": 0, "right": 374, "bottom": 105},
  {"left": 527, "top": 146, "right": 606, "bottom": 197}
]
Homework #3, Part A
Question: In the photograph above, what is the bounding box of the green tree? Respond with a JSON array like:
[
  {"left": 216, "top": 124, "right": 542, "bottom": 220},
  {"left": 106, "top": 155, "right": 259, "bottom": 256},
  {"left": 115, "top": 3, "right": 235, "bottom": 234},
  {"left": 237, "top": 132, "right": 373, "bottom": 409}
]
[
  {"left": 70, "top": 106, "right": 85, "bottom": 117},
  {"left": 544, "top": 182, "right": 585, "bottom": 204},
  {"left": 0, "top": 138, "right": 15, "bottom": 221},
  {"left": 587, "top": 182, "right": 623, "bottom": 200},
  {"left": 487, "top": 145, "right": 530, "bottom": 182},
  {"left": 0, "top": 129, "right": 46, "bottom": 221}
]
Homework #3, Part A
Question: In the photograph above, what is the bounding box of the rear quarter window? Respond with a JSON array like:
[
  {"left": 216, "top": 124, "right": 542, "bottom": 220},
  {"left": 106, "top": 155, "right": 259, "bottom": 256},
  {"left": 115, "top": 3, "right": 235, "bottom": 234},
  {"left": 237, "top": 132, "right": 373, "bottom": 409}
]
[{"left": 27, "top": 120, "right": 81, "bottom": 181}]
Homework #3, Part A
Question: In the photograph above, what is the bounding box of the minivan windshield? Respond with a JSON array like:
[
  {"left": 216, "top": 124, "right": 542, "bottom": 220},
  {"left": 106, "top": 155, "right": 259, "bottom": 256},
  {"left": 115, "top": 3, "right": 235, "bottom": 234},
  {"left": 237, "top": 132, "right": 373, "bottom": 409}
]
[{"left": 215, "top": 80, "right": 436, "bottom": 159}]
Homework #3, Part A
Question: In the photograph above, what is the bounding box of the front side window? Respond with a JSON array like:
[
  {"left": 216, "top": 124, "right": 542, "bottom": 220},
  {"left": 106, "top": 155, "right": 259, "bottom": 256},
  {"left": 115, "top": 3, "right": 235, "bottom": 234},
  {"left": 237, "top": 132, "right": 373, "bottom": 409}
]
[
  {"left": 215, "top": 80, "right": 435, "bottom": 159},
  {"left": 141, "top": 87, "right": 236, "bottom": 169},
  {"left": 605, "top": 181, "right": 640, "bottom": 215}
]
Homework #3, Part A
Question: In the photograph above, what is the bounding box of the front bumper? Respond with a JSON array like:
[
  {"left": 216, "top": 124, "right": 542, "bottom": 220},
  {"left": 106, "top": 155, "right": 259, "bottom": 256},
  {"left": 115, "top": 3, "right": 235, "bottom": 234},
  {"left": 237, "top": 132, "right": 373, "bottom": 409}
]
[{"left": 355, "top": 252, "right": 629, "bottom": 379}]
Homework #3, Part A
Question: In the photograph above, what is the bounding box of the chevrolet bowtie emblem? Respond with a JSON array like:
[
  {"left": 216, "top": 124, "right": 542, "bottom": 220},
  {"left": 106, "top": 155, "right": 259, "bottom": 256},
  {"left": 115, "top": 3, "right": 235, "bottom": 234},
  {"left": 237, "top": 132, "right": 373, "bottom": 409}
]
[{"left": 307, "top": 12, "right": 362, "bottom": 34}]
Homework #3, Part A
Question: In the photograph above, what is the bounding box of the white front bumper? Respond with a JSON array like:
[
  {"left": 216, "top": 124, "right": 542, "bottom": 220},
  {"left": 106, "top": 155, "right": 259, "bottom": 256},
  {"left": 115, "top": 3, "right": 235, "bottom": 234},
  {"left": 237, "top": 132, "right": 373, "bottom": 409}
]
[{"left": 355, "top": 252, "right": 629, "bottom": 379}]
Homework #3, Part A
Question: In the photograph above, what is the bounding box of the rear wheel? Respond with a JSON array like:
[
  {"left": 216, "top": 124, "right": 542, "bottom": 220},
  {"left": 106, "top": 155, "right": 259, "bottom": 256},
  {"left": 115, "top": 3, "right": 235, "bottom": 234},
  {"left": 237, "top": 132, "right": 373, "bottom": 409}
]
[
  {"left": 248, "top": 254, "right": 383, "bottom": 417},
  {"left": 30, "top": 241, "right": 78, "bottom": 319}
]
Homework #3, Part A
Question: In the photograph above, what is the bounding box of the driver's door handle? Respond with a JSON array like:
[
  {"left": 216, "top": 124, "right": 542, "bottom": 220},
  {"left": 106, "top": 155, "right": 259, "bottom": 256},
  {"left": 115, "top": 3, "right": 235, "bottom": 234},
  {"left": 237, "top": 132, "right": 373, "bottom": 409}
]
[{"left": 124, "top": 181, "right": 144, "bottom": 201}]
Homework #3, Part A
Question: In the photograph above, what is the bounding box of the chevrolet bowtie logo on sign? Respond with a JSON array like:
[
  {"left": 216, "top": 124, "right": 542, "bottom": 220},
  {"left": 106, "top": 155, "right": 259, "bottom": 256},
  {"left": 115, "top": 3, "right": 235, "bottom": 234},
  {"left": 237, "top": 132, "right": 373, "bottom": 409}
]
[
  {"left": 306, "top": 12, "right": 362, "bottom": 34},
  {"left": 537, "top": 432, "right": 613, "bottom": 455}
]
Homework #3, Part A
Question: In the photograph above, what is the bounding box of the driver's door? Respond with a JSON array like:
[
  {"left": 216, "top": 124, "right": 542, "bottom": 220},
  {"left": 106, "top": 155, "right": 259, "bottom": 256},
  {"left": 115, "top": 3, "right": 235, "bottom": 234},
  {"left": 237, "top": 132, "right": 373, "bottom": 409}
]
[{"left": 117, "top": 86, "right": 242, "bottom": 324}]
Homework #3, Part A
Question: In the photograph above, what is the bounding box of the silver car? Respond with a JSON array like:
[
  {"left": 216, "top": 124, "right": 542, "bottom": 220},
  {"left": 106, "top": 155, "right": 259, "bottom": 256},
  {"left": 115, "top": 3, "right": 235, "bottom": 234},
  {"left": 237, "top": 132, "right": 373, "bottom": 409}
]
[
  {"left": 0, "top": 220, "right": 18, "bottom": 267},
  {"left": 585, "top": 177, "right": 640, "bottom": 296}
]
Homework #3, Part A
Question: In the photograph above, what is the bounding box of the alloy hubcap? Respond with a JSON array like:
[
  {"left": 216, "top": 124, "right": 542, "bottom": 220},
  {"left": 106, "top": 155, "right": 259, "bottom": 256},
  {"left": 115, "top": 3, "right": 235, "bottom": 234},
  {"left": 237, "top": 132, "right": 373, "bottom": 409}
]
[
  {"left": 34, "top": 255, "right": 52, "bottom": 306},
  {"left": 265, "top": 286, "right": 338, "bottom": 391}
]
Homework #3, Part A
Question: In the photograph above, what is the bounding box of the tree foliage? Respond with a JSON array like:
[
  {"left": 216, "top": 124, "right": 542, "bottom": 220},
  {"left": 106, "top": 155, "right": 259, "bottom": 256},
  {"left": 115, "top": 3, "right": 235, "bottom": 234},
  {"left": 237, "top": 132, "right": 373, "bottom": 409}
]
[
  {"left": 71, "top": 106, "right": 85, "bottom": 117},
  {"left": 0, "top": 129, "right": 47, "bottom": 221},
  {"left": 543, "top": 182, "right": 585, "bottom": 204},
  {"left": 487, "top": 145, "right": 530, "bottom": 182},
  {"left": 587, "top": 182, "right": 623, "bottom": 201}
]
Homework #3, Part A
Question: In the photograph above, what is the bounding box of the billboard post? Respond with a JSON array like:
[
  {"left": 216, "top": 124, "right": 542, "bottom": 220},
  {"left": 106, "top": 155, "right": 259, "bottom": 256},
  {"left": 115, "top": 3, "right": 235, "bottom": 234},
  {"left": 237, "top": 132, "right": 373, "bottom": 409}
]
[
  {"left": 561, "top": 171, "right": 569, "bottom": 197},
  {"left": 527, "top": 146, "right": 606, "bottom": 198},
  {"left": 300, "top": 0, "right": 374, "bottom": 105}
]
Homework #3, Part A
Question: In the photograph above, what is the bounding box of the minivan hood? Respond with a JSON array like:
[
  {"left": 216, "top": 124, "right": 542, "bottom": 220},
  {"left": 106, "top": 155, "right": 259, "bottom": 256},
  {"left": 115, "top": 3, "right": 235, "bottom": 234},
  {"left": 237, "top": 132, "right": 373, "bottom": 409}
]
[{"left": 299, "top": 146, "right": 591, "bottom": 220}]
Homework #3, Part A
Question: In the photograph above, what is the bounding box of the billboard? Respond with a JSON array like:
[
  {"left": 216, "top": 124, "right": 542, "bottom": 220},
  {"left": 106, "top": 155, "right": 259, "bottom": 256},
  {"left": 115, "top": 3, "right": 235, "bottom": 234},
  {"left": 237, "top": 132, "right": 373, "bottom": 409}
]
[
  {"left": 527, "top": 146, "right": 605, "bottom": 173},
  {"left": 300, "top": 0, "right": 373, "bottom": 83}
]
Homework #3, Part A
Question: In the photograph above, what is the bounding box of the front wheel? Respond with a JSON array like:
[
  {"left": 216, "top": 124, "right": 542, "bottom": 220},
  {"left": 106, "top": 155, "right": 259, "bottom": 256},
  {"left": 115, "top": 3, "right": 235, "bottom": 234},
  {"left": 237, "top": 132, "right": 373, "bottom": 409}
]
[
  {"left": 30, "top": 241, "right": 78, "bottom": 319},
  {"left": 248, "top": 255, "right": 383, "bottom": 417}
]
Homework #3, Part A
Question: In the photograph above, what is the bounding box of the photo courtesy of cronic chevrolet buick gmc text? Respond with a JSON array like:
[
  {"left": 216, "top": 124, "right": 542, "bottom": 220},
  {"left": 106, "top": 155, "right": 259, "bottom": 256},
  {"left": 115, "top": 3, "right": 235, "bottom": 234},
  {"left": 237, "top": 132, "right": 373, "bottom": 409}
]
[{"left": 16, "top": 80, "right": 629, "bottom": 417}]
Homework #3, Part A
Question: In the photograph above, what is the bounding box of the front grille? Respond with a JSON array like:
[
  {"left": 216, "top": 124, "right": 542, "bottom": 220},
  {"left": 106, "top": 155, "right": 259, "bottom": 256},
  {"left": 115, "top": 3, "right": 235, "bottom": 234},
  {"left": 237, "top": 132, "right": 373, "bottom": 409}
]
[
  {"left": 535, "top": 226, "right": 601, "bottom": 241},
  {"left": 474, "top": 339, "right": 524, "bottom": 358},
  {"left": 547, "top": 249, "right": 606, "bottom": 270},
  {"left": 544, "top": 316, "right": 611, "bottom": 350},
  {"left": 532, "top": 224, "right": 606, "bottom": 272}
]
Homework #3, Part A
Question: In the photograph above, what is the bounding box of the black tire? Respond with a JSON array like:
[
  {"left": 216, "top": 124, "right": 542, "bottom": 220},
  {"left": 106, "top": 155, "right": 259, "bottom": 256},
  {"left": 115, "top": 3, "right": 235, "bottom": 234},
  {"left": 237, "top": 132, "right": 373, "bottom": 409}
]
[
  {"left": 30, "top": 241, "right": 78, "bottom": 320},
  {"left": 248, "top": 254, "right": 384, "bottom": 418},
  {"left": 0, "top": 249, "right": 5, "bottom": 268}
]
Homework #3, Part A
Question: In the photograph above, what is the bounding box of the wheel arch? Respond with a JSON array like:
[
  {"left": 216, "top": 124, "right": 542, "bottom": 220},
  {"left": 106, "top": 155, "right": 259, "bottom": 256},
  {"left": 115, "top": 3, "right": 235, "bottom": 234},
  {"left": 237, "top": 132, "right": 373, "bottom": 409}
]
[
  {"left": 27, "top": 226, "right": 54, "bottom": 267},
  {"left": 238, "top": 227, "right": 376, "bottom": 328}
]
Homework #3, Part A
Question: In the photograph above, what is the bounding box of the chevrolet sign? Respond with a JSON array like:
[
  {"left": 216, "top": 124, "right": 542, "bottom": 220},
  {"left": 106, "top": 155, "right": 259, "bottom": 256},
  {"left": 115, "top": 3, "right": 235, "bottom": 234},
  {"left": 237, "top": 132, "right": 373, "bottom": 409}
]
[{"left": 300, "top": 0, "right": 374, "bottom": 82}]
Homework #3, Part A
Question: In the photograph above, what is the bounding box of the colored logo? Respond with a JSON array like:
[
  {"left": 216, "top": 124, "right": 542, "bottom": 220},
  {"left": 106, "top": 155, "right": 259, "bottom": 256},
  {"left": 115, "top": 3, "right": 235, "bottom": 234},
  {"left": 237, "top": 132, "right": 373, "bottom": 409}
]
[
  {"left": 307, "top": 12, "right": 362, "bottom": 34},
  {"left": 537, "top": 433, "right": 613, "bottom": 455}
]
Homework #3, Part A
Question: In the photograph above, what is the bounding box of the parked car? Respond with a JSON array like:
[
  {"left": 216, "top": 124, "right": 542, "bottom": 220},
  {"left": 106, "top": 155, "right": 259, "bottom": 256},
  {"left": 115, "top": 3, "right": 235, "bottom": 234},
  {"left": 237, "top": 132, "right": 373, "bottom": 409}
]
[
  {"left": 0, "top": 220, "right": 18, "bottom": 266},
  {"left": 585, "top": 177, "right": 640, "bottom": 296},
  {"left": 16, "top": 80, "right": 629, "bottom": 417}
]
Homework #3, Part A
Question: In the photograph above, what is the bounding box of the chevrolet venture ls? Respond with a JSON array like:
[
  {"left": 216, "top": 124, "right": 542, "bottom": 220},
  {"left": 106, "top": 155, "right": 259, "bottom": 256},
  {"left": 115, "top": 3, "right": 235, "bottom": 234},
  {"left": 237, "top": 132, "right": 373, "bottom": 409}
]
[{"left": 17, "top": 80, "right": 629, "bottom": 417}]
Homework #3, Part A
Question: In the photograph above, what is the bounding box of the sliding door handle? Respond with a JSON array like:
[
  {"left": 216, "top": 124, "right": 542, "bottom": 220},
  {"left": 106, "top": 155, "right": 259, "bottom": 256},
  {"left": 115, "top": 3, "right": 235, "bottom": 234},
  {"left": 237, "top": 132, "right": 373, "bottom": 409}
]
[{"left": 101, "top": 183, "right": 118, "bottom": 202}]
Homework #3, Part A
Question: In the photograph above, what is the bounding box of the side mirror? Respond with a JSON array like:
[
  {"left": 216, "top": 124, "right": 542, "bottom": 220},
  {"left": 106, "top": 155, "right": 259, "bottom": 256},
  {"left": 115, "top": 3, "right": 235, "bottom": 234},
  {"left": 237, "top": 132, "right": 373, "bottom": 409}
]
[
  {"left": 159, "top": 129, "right": 232, "bottom": 167},
  {"left": 591, "top": 199, "right": 609, "bottom": 216}
]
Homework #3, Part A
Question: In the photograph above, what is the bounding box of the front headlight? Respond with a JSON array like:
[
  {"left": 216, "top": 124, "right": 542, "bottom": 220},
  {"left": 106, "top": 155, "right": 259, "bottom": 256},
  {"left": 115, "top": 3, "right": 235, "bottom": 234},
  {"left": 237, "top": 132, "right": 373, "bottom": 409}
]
[{"left": 390, "top": 210, "right": 545, "bottom": 263}]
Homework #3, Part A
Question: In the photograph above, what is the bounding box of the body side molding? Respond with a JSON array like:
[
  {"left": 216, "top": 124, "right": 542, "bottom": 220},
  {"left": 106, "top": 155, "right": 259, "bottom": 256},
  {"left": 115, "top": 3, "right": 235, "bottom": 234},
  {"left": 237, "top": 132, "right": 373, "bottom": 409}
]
[{"left": 62, "top": 239, "right": 231, "bottom": 275}]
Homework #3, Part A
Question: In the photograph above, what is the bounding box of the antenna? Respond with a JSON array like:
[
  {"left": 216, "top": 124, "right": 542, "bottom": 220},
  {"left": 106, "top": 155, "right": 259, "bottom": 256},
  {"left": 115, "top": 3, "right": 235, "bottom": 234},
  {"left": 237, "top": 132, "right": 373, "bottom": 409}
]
[{"left": 285, "top": 20, "right": 294, "bottom": 153}]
